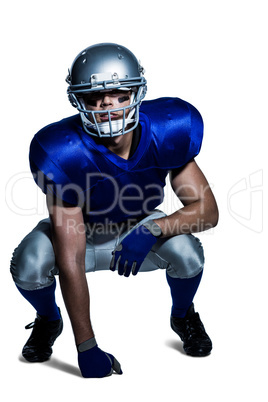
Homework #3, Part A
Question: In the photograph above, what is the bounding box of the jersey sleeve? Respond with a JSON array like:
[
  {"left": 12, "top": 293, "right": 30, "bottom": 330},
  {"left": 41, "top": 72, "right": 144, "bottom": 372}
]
[
  {"left": 29, "top": 117, "right": 89, "bottom": 206},
  {"left": 139, "top": 97, "right": 204, "bottom": 170},
  {"left": 29, "top": 136, "right": 81, "bottom": 205},
  {"left": 186, "top": 100, "right": 203, "bottom": 160}
]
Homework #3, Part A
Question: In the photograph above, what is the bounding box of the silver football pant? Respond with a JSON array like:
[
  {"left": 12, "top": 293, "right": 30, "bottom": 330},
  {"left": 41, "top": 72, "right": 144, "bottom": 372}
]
[{"left": 10, "top": 211, "right": 204, "bottom": 291}]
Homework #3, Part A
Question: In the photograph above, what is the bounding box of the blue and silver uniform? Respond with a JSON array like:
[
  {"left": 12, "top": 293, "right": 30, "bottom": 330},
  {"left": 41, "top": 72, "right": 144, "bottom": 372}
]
[
  {"left": 29, "top": 97, "right": 203, "bottom": 223},
  {"left": 11, "top": 97, "right": 205, "bottom": 290}
]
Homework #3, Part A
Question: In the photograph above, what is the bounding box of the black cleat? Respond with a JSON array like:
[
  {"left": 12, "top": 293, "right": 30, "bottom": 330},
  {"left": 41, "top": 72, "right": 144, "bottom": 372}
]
[
  {"left": 22, "top": 311, "right": 63, "bottom": 362},
  {"left": 170, "top": 303, "right": 212, "bottom": 357}
]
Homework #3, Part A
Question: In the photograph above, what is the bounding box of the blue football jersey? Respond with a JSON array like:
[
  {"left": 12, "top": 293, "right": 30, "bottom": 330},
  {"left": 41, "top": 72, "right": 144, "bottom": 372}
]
[{"left": 29, "top": 97, "right": 203, "bottom": 223}]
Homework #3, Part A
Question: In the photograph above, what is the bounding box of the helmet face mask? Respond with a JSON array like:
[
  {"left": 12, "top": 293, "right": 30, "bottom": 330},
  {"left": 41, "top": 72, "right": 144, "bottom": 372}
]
[{"left": 66, "top": 43, "right": 147, "bottom": 137}]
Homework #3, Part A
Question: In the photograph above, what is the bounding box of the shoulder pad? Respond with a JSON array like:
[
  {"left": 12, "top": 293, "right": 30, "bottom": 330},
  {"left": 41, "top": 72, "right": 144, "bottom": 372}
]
[
  {"left": 29, "top": 115, "right": 96, "bottom": 204},
  {"left": 140, "top": 97, "right": 203, "bottom": 169}
]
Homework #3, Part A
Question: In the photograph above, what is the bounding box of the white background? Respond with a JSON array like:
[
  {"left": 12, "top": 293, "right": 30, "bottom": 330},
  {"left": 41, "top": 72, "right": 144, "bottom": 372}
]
[{"left": 1, "top": 0, "right": 267, "bottom": 400}]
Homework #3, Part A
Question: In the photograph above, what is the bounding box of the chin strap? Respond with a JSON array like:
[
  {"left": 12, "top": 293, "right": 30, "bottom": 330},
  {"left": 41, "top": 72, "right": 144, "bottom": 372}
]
[{"left": 81, "top": 112, "right": 135, "bottom": 136}]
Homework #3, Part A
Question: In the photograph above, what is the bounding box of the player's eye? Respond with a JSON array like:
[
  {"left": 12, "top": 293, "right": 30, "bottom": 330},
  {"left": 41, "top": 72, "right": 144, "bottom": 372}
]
[
  {"left": 83, "top": 94, "right": 102, "bottom": 106},
  {"left": 84, "top": 98, "right": 97, "bottom": 106},
  {"left": 82, "top": 91, "right": 130, "bottom": 106}
]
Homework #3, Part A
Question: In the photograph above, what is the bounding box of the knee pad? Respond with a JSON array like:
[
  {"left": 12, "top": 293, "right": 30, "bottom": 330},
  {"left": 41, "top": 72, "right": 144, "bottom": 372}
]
[
  {"left": 10, "top": 219, "right": 57, "bottom": 290},
  {"left": 155, "top": 234, "right": 204, "bottom": 279}
]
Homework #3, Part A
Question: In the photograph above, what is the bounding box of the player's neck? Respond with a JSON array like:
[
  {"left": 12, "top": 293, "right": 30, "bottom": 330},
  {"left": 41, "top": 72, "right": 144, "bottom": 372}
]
[{"left": 96, "top": 130, "right": 134, "bottom": 160}]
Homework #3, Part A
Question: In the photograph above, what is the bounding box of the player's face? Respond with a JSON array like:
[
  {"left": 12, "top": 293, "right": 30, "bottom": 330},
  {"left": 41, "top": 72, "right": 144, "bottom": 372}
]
[{"left": 81, "top": 90, "right": 132, "bottom": 124}]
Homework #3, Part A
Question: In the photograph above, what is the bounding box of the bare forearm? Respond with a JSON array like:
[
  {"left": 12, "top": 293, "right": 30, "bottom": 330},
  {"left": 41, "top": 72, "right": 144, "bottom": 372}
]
[
  {"left": 154, "top": 199, "right": 219, "bottom": 237},
  {"left": 58, "top": 263, "right": 94, "bottom": 345},
  {"left": 47, "top": 196, "right": 94, "bottom": 345},
  {"left": 161, "top": 160, "right": 219, "bottom": 237}
]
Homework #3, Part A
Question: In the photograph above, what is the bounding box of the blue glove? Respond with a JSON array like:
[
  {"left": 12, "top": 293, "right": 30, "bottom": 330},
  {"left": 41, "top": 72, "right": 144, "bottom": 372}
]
[
  {"left": 110, "top": 222, "right": 160, "bottom": 277},
  {"left": 77, "top": 337, "right": 123, "bottom": 378}
]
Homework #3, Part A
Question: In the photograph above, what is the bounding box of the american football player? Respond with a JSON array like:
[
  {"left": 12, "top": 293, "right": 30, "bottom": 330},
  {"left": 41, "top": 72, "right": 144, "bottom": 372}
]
[{"left": 11, "top": 43, "right": 219, "bottom": 378}]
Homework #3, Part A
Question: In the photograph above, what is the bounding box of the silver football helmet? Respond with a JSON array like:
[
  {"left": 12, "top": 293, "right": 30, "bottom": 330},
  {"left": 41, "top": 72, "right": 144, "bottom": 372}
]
[{"left": 66, "top": 43, "right": 147, "bottom": 137}]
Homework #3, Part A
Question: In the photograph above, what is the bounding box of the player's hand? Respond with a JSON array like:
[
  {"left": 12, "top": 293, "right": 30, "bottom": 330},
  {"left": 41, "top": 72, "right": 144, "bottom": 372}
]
[
  {"left": 110, "top": 224, "right": 158, "bottom": 277},
  {"left": 77, "top": 337, "right": 123, "bottom": 378}
]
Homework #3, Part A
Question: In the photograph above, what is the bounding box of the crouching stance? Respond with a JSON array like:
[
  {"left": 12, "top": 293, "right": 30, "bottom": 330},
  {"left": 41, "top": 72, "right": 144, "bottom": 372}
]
[{"left": 10, "top": 43, "right": 218, "bottom": 378}]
